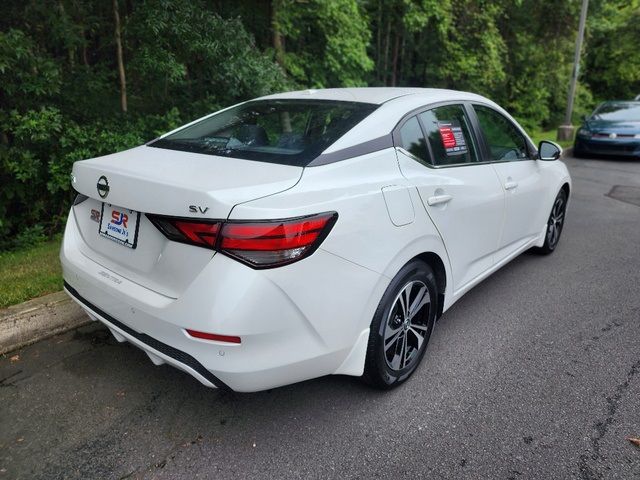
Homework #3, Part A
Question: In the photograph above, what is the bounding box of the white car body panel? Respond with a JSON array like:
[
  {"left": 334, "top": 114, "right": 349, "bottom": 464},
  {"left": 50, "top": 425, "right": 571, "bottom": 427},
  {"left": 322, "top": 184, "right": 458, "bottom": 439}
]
[
  {"left": 492, "top": 160, "right": 549, "bottom": 260},
  {"left": 396, "top": 150, "right": 505, "bottom": 291},
  {"left": 71, "top": 145, "right": 303, "bottom": 219},
  {"left": 61, "top": 87, "right": 571, "bottom": 392}
]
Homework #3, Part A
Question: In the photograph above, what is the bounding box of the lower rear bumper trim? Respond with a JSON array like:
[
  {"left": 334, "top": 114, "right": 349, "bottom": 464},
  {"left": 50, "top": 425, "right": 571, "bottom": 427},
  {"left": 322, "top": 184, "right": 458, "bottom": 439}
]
[{"left": 63, "top": 280, "right": 232, "bottom": 391}]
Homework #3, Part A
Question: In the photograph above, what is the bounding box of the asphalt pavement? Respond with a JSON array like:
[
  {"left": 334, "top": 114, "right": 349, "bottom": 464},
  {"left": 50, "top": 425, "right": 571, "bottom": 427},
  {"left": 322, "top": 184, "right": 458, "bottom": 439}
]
[{"left": 1, "top": 154, "right": 640, "bottom": 480}]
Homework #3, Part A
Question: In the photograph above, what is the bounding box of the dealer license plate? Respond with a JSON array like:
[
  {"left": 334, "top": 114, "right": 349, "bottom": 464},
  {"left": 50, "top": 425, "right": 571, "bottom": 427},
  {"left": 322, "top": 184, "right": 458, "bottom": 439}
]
[{"left": 98, "top": 203, "right": 140, "bottom": 249}]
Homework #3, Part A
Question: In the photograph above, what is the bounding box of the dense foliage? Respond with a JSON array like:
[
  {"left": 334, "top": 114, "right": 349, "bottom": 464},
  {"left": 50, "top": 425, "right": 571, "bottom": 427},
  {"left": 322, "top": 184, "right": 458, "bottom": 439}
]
[{"left": 1, "top": 0, "right": 638, "bottom": 248}]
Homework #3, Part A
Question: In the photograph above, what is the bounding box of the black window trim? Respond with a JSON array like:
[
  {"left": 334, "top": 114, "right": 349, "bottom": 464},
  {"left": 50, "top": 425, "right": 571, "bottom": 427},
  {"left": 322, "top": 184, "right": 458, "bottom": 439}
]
[
  {"left": 469, "top": 102, "right": 538, "bottom": 162},
  {"left": 391, "top": 100, "right": 538, "bottom": 169},
  {"left": 395, "top": 115, "right": 433, "bottom": 167}
]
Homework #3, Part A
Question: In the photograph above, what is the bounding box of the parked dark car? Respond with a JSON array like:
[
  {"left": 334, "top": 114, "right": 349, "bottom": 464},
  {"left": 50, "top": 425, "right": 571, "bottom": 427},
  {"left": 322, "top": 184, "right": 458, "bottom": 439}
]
[{"left": 574, "top": 101, "right": 640, "bottom": 158}]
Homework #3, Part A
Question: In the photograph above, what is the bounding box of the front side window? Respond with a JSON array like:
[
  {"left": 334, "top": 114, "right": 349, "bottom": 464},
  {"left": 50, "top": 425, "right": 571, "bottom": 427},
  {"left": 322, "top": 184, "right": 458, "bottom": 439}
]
[
  {"left": 398, "top": 116, "right": 430, "bottom": 164},
  {"left": 419, "top": 105, "right": 479, "bottom": 166},
  {"left": 473, "top": 105, "right": 529, "bottom": 161},
  {"left": 150, "top": 100, "right": 377, "bottom": 167}
]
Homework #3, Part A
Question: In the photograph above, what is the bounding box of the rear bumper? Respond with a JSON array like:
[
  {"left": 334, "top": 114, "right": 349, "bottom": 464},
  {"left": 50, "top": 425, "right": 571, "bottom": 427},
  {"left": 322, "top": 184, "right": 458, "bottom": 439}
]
[
  {"left": 574, "top": 138, "right": 640, "bottom": 157},
  {"left": 61, "top": 208, "right": 384, "bottom": 392},
  {"left": 64, "top": 281, "right": 230, "bottom": 390}
]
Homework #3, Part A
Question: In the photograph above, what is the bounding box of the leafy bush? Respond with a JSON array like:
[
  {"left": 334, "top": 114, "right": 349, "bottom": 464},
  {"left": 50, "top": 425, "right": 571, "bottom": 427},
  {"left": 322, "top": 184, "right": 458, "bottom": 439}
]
[{"left": 0, "top": 2, "right": 288, "bottom": 250}]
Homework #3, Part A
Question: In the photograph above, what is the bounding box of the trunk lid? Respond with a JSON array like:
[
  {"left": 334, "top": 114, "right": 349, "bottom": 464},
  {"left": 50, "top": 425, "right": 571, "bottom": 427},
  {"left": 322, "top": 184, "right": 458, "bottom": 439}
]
[
  {"left": 72, "top": 145, "right": 302, "bottom": 218},
  {"left": 70, "top": 145, "right": 302, "bottom": 298}
]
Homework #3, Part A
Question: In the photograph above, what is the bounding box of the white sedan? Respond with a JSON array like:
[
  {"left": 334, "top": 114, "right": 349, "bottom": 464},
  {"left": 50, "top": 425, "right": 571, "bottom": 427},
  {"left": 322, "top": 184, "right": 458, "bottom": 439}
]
[{"left": 62, "top": 88, "right": 571, "bottom": 392}]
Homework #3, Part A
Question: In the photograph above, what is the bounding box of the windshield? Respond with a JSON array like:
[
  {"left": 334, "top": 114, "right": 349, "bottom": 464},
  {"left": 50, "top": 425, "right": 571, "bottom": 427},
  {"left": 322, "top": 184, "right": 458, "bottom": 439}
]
[
  {"left": 150, "top": 99, "right": 377, "bottom": 166},
  {"left": 591, "top": 102, "right": 640, "bottom": 122}
]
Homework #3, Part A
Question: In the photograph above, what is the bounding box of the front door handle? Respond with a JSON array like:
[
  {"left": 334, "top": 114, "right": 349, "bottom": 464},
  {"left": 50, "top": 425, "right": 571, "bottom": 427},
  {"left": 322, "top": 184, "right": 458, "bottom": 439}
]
[
  {"left": 504, "top": 181, "right": 519, "bottom": 190},
  {"left": 427, "top": 194, "right": 453, "bottom": 206}
]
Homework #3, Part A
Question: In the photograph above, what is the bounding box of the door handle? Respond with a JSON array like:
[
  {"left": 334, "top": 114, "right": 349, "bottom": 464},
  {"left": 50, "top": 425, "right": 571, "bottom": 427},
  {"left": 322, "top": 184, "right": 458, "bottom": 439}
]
[
  {"left": 427, "top": 194, "right": 453, "bottom": 206},
  {"left": 504, "top": 181, "right": 518, "bottom": 190}
]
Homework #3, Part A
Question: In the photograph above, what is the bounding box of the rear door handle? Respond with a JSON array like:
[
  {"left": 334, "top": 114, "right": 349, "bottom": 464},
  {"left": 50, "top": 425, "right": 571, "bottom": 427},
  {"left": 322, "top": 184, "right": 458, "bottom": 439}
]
[
  {"left": 427, "top": 194, "right": 453, "bottom": 206},
  {"left": 504, "top": 181, "right": 518, "bottom": 190}
]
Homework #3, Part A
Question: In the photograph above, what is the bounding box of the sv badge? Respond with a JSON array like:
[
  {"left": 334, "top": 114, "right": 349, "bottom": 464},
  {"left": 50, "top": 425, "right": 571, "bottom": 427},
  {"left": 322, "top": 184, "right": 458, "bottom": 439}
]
[{"left": 189, "top": 205, "right": 210, "bottom": 214}]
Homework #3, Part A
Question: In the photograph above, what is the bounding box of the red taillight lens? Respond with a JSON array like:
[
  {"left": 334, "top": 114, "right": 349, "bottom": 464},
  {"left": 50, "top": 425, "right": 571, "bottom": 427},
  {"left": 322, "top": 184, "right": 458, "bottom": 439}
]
[
  {"left": 147, "top": 216, "right": 220, "bottom": 249},
  {"left": 147, "top": 212, "right": 337, "bottom": 268},
  {"left": 219, "top": 213, "right": 337, "bottom": 268}
]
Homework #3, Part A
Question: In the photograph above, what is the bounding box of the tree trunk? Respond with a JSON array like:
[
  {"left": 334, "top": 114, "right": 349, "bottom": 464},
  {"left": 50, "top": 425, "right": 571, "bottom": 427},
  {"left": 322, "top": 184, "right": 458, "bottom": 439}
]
[
  {"left": 398, "top": 33, "right": 406, "bottom": 86},
  {"left": 376, "top": 0, "right": 382, "bottom": 82},
  {"left": 383, "top": 16, "right": 391, "bottom": 86},
  {"left": 271, "top": 0, "right": 285, "bottom": 67},
  {"left": 81, "top": 26, "right": 89, "bottom": 67},
  {"left": 391, "top": 31, "right": 400, "bottom": 86},
  {"left": 58, "top": 1, "right": 75, "bottom": 68},
  {"left": 113, "top": 0, "right": 127, "bottom": 113}
]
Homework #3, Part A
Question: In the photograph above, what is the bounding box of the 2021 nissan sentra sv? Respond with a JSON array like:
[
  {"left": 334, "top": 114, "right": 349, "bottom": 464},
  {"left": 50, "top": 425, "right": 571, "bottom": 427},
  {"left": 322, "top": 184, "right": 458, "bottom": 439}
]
[{"left": 62, "top": 88, "right": 571, "bottom": 392}]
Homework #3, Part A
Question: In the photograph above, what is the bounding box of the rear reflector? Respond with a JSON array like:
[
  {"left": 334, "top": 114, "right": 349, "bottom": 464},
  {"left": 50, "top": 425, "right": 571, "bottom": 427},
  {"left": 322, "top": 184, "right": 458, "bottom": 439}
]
[
  {"left": 147, "top": 212, "right": 337, "bottom": 268},
  {"left": 186, "top": 329, "right": 241, "bottom": 344}
]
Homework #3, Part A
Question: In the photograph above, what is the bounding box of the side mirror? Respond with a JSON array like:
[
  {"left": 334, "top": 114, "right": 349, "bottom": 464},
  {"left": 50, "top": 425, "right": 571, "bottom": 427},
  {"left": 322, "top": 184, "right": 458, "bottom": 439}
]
[{"left": 538, "top": 140, "right": 562, "bottom": 161}]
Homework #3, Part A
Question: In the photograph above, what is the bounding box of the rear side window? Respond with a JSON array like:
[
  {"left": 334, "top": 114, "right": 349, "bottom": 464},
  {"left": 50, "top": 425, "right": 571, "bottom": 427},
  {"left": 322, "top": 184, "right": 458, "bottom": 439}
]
[
  {"left": 419, "top": 105, "right": 478, "bottom": 166},
  {"left": 473, "top": 105, "right": 529, "bottom": 161},
  {"left": 150, "top": 100, "right": 377, "bottom": 167},
  {"left": 398, "top": 116, "right": 430, "bottom": 164}
]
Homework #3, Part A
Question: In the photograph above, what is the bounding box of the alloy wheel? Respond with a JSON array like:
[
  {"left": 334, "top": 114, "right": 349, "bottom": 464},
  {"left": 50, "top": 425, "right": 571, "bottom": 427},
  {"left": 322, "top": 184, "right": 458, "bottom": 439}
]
[
  {"left": 383, "top": 280, "right": 431, "bottom": 371},
  {"left": 547, "top": 195, "right": 566, "bottom": 248}
]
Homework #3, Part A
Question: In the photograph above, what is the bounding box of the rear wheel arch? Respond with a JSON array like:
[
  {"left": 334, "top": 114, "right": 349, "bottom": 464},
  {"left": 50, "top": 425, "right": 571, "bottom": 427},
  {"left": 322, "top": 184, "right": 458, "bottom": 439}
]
[
  {"left": 411, "top": 252, "right": 447, "bottom": 319},
  {"left": 379, "top": 237, "right": 450, "bottom": 320}
]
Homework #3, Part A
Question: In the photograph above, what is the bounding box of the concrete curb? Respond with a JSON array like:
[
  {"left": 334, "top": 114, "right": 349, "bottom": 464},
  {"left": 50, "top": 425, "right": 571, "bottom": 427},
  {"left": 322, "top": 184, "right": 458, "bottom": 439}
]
[{"left": 0, "top": 290, "right": 90, "bottom": 355}]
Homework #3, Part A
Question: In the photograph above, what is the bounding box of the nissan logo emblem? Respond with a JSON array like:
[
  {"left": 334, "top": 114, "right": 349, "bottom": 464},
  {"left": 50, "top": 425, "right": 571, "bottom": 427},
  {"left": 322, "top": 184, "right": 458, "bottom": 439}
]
[{"left": 97, "top": 175, "right": 110, "bottom": 199}]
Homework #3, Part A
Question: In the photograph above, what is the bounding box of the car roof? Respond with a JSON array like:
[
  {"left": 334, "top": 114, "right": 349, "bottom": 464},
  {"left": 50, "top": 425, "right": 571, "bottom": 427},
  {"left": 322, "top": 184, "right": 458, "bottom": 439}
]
[{"left": 256, "top": 87, "right": 487, "bottom": 106}]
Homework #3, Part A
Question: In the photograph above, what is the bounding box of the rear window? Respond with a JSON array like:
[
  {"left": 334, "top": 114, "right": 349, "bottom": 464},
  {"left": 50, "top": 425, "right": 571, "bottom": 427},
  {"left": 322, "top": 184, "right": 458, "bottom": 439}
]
[{"left": 150, "top": 100, "right": 377, "bottom": 166}]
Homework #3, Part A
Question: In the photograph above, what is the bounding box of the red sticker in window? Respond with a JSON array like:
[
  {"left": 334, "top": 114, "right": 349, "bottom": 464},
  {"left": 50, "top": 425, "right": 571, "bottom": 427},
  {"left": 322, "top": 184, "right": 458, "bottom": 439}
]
[
  {"left": 439, "top": 121, "right": 468, "bottom": 156},
  {"left": 439, "top": 126, "right": 457, "bottom": 149}
]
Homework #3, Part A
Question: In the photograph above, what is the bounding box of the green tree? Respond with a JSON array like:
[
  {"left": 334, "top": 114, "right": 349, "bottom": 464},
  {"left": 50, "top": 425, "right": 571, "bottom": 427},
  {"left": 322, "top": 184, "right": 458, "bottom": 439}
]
[
  {"left": 0, "top": 0, "right": 288, "bottom": 248},
  {"left": 271, "top": 0, "right": 374, "bottom": 87},
  {"left": 585, "top": 0, "right": 640, "bottom": 101}
]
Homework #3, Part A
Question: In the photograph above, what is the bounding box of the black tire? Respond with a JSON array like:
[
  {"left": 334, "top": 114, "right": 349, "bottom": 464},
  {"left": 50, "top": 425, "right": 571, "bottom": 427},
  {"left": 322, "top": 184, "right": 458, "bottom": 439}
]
[
  {"left": 362, "top": 259, "right": 438, "bottom": 389},
  {"left": 535, "top": 189, "right": 568, "bottom": 254},
  {"left": 573, "top": 148, "right": 587, "bottom": 159},
  {"left": 573, "top": 141, "right": 587, "bottom": 158}
]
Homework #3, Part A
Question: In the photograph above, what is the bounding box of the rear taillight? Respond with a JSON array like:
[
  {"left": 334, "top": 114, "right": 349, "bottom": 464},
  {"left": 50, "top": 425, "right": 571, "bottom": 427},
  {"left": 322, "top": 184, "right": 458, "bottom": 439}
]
[
  {"left": 147, "top": 216, "right": 220, "bottom": 248},
  {"left": 220, "top": 213, "right": 337, "bottom": 268},
  {"left": 146, "top": 212, "right": 337, "bottom": 268}
]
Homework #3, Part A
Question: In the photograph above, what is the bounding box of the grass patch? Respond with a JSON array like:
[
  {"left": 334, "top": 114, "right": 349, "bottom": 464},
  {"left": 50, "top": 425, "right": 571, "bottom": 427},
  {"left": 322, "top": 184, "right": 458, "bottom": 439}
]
[
  {"left": 528, "top": 127, "right": 574, "bottom": 149},
  {"left": 0, "top": 239, "right": 63, "bottom": 308}
]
